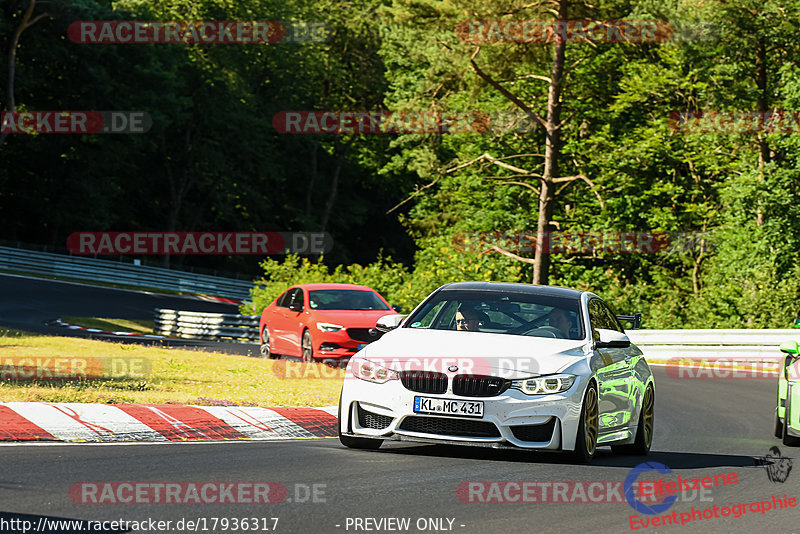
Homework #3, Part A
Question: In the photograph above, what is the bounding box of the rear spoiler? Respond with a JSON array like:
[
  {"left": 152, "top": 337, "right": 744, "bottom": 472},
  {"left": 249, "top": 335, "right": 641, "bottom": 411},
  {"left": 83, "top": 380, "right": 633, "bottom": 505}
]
[{"left": 616, "top": 313, "right": 642, "bottom": 330}]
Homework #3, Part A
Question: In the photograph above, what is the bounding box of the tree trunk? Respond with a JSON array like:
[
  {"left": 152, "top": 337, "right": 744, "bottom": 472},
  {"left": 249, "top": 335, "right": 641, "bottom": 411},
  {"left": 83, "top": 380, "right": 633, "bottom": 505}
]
[
  {"left": 305, "top": 142, "right": 318, "bottom": 219},
  {"left": 162, "top": 128, "right": 194, "bottom": 268},
  {"left": 755, "top": 37, "right": 768, "bottom": 227},
  {"left": 532, "top": 0, "right": 567, "bottom": 285},
  {"left": 1, "top": 0, "right": 48, "bottom": 147},
  {"left": 320, "top": 137, "right": 354, "bottom": 233}
]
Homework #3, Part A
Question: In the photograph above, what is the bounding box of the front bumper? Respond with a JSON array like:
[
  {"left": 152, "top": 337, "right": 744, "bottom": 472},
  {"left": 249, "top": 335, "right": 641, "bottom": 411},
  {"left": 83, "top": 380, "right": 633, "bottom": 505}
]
[
  {"left": 340, "top": 376, "right": 589, "bottom": 451},
  {"left": 313, "top": 329, "right": 379, "bottom": 359}
]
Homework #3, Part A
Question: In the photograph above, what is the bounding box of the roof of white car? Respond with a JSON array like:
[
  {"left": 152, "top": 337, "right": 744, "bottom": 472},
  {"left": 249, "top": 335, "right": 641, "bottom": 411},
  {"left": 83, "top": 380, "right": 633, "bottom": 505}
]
[{"left": 438, "top": 281, "right": 584, "bottom": 300}]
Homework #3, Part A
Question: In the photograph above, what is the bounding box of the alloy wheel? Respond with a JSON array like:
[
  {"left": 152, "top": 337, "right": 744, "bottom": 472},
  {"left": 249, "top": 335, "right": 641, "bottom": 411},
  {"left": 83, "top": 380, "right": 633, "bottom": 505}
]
[
  {"left": 302, "top": 330, "right": 313, "bottom": 362},
  {"left": 260, "top": 327, "right": 271, "bottom": 358},
  {"left": 583, "top": 386, "right": 599, "bottom": 456},
  {"left": 642, "top": 386, "right": 654, "bottom": 448}
]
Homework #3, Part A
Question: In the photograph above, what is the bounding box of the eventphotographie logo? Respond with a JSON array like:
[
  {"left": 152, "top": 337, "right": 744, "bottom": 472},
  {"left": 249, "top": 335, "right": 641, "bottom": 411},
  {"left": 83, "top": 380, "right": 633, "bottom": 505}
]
[{"left": 625, "top": 463, "right": 736, "bottom": 516}]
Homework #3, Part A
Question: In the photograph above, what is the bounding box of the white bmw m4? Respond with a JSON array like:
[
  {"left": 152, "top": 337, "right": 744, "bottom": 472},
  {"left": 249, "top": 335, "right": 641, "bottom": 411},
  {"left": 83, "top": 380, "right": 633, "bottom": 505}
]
[{"left": 338, "top": 282, "right": 654, "bottom": 463}]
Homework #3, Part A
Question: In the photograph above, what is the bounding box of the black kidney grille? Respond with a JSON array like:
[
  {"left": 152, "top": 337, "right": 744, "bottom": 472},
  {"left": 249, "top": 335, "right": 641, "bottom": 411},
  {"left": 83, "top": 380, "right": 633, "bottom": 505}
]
[
  {"left": 452, "top": 375, "right": 510, "bottom": 397},
  {"left": 357, "top": 404, "right": 393, "bottom": 430},
  {"left": 398, "top": 416, "right": 500, "bottom": 438},
  {"left": 347, "top": 328, "right": 382, "bottom": 343},
  {"left": 510, "top": 418, "right": 556, "bottom": 442},
  {"left": 400, "top": 371, "right": 448, "bottom": 394}
]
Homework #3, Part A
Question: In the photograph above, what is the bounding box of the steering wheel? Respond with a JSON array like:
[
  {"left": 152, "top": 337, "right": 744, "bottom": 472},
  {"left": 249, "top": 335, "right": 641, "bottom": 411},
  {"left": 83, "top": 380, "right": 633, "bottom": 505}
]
[
  {"left": 521, "top": 326, "right": 566, "bottom": 339},
  {"left": 509, "top": 316, "right": 549, "bottom": 335}
]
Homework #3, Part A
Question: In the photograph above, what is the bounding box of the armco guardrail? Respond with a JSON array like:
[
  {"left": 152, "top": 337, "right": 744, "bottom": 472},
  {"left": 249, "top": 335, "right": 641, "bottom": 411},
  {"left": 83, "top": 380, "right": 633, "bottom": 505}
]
[
  {"left": 148, "top": 311, "right": 800, "bottom": 356},
  {"left": 154, "top": 308, "right": 259, "bottom": 343},
  {"left": 0, "top": 246, "right": 253, "bottom": 301},
  {"left": 627, "top": 329, "right": 800, "bottom": 363}
]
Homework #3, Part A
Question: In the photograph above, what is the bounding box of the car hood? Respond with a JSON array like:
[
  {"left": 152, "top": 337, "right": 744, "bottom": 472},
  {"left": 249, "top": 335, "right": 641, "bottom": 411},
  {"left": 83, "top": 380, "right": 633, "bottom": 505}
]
[
  {"left": 357, "top": 328, "right": 588, "bottom": 379},
  {"left": 310, "top": 310, "right": 394, "bottom": 327}
]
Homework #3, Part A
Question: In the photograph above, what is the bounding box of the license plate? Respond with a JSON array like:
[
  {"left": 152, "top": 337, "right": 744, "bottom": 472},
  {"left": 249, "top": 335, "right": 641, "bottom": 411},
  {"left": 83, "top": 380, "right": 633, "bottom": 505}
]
[
  {"left": 414, "top": 396, "right": 484, "bottom": 418},
  {"left": 357, "top": 344, "right": 367, "bottom": 351}
]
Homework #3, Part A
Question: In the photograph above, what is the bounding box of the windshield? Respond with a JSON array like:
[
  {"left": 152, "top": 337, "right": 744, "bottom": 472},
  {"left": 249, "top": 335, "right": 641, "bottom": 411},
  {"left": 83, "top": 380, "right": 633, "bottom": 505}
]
[
  {"left": 308, "top": 289, "right": 390, "bottom": 311},
  {"left": 404, "top": 290, "right": 585, "bottom": 340}
]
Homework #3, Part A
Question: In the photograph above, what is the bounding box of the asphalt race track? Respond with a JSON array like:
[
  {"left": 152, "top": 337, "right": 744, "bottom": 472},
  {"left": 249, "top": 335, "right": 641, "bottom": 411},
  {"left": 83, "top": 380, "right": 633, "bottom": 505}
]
[
  {"left": 0, "top": 274, "right": 258, "bottom": 355},
  {"left": 0, "top": 367, "right": 796, "bottom": 534}
]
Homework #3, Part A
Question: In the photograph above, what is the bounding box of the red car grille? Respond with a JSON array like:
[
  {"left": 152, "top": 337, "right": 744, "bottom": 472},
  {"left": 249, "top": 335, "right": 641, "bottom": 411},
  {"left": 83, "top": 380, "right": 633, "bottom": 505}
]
[{"left": 346, "top": 328, "right": 382, "bottom": 343}]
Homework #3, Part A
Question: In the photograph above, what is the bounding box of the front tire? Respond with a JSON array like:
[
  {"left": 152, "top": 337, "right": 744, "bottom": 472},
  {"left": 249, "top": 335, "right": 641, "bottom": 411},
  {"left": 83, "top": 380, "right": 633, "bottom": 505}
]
[
  {"left": 612, "top": 384, "right": 654, "bottom": 456},
  {"left": 775, "top": 407, "right": 784, "bottom": 439},
  {"left": 571, "top": 383, "right": 598, "bottom": 464},
  {"left": 260, "top": 326, "right": 275, "bottom": 359},
  {"left": 782, "top": 392, "right": 800, "bottom": 446},
  {"left": 338, "top": 398, "right": 383, "bottom": 450},
  {"left": 301, "top": 329, "right": 314, "bottom": 362}
]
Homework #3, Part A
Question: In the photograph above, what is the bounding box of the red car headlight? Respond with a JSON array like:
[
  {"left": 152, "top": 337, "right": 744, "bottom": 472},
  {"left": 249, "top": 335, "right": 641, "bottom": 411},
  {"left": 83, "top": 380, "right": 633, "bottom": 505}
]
[{"left": 316, "top": 322, "right": 344, "bottom": 332}]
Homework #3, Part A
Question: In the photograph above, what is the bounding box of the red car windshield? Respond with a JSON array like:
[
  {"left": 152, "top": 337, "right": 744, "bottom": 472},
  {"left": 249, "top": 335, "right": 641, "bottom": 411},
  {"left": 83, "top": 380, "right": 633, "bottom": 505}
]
[{"left": 308, "top": 290, "right": 389, "bottom": 311}]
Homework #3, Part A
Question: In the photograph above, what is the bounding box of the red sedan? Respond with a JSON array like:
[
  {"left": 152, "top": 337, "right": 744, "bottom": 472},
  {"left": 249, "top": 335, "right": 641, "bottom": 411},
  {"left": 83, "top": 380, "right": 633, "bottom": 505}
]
[{"left": 259, "top": 283, "right": 400, "bottom": 361}]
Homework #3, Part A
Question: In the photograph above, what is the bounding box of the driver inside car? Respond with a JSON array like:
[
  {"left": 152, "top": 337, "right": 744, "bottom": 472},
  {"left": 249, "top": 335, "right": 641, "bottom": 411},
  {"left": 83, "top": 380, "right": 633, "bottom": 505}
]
[
  {"left": 547, "top": 308, "right": 572, "bottom": 338},
  {"left": 455, "top": 306, "right": 488, "bottom": 331}
]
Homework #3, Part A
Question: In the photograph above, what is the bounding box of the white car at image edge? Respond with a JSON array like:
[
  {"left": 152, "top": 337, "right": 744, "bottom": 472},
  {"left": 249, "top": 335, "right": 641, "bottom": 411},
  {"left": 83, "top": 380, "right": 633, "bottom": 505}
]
[{"left": 338, "top": 281, "right": 655, "bottom": 463}]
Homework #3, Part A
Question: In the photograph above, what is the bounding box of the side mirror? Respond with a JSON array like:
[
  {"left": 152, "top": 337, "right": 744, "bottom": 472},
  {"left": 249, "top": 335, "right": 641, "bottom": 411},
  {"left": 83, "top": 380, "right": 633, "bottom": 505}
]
[
  {"left": 376, "top": 314, "right": 407, "bottom": 332},
  {"left": 595, "top": 328, "right": 631, "bottom": 349},
  {"left": 780, "top": 340, "right": 799, "bottom": 355},
  {"left": 392, "top": 304, "right": 403, "bottom": 313},
  {"left": 616, "top": 313, "right": 642, "bottom": 330},
  {"left": 288, "top": 302, "right": 303, "bottom": 312}
]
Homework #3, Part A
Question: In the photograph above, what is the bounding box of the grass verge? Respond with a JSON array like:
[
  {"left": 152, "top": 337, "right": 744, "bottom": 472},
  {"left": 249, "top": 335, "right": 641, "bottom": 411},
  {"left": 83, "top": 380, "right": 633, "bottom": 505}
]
[{"left": 0, "top": 329, "right": 342, "bottom": 406}]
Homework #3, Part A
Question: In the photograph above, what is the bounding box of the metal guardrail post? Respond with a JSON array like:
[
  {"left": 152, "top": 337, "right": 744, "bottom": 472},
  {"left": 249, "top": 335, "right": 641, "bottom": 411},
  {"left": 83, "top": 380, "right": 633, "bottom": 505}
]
[{"left": 154, "top": 308, "right": 260, "bottom": 343}]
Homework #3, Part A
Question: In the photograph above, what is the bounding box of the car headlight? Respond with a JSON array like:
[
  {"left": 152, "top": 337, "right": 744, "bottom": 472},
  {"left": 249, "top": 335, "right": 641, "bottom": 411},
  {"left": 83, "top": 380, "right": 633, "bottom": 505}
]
[
  {"left": 316, "top": 322, "right": 344, "bottom": 332},
  {"left": 351, "top": 357, "right": 399, "bottom": 384},
  {"left": 511, "top": 374, "right": 576, "bottom": 395}
]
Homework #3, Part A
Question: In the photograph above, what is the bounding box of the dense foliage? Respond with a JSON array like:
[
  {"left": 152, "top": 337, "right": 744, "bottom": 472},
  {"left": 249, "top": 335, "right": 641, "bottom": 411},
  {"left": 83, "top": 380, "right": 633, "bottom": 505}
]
[{"left": 3, "top": 0, "right": 800, "bottom": 327}]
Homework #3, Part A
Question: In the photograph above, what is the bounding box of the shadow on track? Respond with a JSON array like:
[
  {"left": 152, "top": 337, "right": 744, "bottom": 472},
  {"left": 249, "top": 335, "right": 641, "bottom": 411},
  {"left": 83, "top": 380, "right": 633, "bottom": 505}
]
[{"left": 363, "top": 443, "right": 764, "bottom": 470}]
